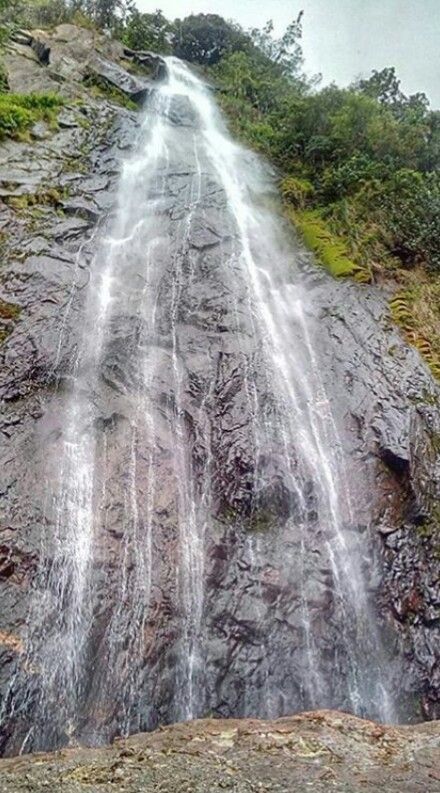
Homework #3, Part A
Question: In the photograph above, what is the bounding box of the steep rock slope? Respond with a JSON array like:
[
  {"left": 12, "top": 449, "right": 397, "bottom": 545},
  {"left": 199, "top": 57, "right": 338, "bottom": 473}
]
[{"left": 0, "top": 25, "right": 439, "bottom": 753}]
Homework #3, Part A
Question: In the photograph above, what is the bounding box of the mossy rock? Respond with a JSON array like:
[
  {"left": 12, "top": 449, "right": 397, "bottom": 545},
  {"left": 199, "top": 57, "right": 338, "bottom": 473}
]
[
  {"left": 290, "top": 209, "right": 371, "bottom": 283},
  {"left": 5, "top": 187, "right": 66, "bottom": 212},
  {"left": 280, "top": 175, "right": 314, "bottom": 209},
  {"left": 0, "top": 299, "right": 21, "bottom": 345},
  {"left": 83, "top": 74, "right": 138, "bottom": 111}
]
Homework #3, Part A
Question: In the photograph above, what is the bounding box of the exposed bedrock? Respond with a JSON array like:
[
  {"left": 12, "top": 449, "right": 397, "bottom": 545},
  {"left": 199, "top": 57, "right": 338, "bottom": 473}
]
[
  {"left": 0, "top": 30, "right": 439, "bottom": 755},
  {"left": 1, "top": 711, "right": 440, "bottom": 793}
]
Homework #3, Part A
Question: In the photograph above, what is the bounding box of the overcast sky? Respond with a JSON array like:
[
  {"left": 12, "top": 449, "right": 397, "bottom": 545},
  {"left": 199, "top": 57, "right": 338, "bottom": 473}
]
[{"left": 136, "top": 0, "right": 440, "bottom": 108}]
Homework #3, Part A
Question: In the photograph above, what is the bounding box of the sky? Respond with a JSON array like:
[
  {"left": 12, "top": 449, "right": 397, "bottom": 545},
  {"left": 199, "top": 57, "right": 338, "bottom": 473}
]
[{"left": 136, "top": 0, "right": 440, "bottom": 108}]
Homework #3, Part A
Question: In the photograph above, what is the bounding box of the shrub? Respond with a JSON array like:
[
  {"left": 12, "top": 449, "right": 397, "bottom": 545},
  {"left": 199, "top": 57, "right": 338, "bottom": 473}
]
[{"left": 382, "top": 170, "right": 440, "bottom": 272}]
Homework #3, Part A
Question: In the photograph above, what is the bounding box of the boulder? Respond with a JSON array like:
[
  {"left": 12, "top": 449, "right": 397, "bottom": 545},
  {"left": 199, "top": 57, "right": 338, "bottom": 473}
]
[{"left": 84, "top": 56, "right": 151, "bottom": 102}]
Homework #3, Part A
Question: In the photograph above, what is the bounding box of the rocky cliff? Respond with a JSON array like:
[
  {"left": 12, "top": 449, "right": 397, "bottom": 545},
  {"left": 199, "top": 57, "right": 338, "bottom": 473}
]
[{"left": 0, "top": 24, "right": 439, "bottom": 756}]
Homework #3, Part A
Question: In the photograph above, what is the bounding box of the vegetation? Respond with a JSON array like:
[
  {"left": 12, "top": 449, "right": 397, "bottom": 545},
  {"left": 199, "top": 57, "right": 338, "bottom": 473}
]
[
  {"left": 0, "top": 91, "right": 64, "bottom": 138},
  {"left": 123, "top": 9, "right": 172, "bottom": 53},
  {"left": 0, "top": 0, "right": 438, "bottom": 376}
]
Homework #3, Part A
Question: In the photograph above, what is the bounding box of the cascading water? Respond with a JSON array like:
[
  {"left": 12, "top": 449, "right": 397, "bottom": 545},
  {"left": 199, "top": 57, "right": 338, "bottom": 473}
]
[{"left": 1, "top": 57, "right": 399, "bottom": 754}]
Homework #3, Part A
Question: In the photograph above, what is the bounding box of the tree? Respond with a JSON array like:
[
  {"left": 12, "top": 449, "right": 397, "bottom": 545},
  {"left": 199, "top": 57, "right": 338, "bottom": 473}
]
[
  {"left": 172, "top": 14, "right": 247, "bottom": 65},
  {"left": 66, "top": 0, "right": 133, "bottom": 30},
  {"left": 123, "top": 8, "right": 172, "bottom": 52},
  {"left": 357, "top": 67, "right": 403, "bottom": 106},
  {"left": 356, "top": 66, "right": 430, "bottom": 125},
  {"left": 248, "top": 12, "right": 305, "bottom": 79}
]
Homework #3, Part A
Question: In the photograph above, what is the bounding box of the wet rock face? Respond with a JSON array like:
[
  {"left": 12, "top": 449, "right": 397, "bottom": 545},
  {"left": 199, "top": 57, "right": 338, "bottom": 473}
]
[
  {"left": 0, "top": 32, "right": 439, "bottom": 756},
  {"left": 311, "top": 276, "right": 440, "bottom": 720}
]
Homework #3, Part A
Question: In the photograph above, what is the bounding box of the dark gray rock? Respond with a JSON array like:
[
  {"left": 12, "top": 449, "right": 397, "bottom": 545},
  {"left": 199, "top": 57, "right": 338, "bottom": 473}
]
[
  {"left": 85, "top": 56, "right": 151, "bottom": 103},
  {"left": 0, "top": 26, "right": 439, "bottom": 759},
  {"left": 123, "top": 47, "right": 167, "bottom": 79}
]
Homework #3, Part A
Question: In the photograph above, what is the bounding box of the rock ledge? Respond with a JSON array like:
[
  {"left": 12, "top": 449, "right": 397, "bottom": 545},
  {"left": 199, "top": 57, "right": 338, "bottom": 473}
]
[{"left": 0, "top": 711, "right": 439, "bottom": 792}]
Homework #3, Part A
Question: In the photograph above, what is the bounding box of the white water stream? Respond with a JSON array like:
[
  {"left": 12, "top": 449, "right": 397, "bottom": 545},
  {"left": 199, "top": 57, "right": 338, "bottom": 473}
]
[{"left": 1, "top": 57, "right": 396, "bottom": 754}]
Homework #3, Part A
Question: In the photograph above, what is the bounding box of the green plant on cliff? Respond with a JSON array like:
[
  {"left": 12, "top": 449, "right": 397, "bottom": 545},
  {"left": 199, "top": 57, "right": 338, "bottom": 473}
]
[
  {"left": 291, "top": 209, "right": 371, "bottom": 282},
  {"left": 0, "top": 91, "right": 64, "bottom": 138},
  {"left": 189, "top": 15, "right": 439, "bottom": 378},
  {"left": 122, "top": 9, "right": 173, "bottom": 53}
]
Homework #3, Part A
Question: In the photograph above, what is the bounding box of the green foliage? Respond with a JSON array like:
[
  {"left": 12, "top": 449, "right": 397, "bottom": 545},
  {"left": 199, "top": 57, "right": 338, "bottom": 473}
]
[
  {"left": 0, "top": 91, "right": 64, "bottom": 138},
  {"left": 172, "top": 14, "right": 247, "bottom": 66},
  {"left": 319, "top": 155, "right": 387, "bottom": 201},
  {"left": 248, "top": 12, "right": 305, "bottom": 79},
  {"left": 2, "top": 91, "right": 64, "bottom": 110},
  {"left": 293, "top": 210, "right": 370, "bottom": 281},
  {"left": 280, "top": 175, "right": 314, "bottom": 208},
  {"left": 381, "top": 170, "right": 440, "bottom": 272},
  {"left": 123, "top": 9, "right": 172, "bottom": 53},
  {"left": 69, "top": 0, "right": 133, "bottom": 31},
  {"left": 0, "top": 0, "right": 70, "bottom": 27}
]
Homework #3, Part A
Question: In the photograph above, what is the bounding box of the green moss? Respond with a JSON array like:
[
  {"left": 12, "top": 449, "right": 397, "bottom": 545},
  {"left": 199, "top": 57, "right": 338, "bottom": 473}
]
[
  {"left": 280, "top": 175, "right": 314, "bottom": 209},
  {"left": 247, "top": 509, "right": 274, "bottom": 533},
  {"left": 6, "top": 187, "right": 65, "bottom": 211},
  {"left": 0, "top": 299, "right": 21, "bottom": 320},
  {"left": 0, "top": 298, "right": 21, "bottom": 344},
  {"left": 217, "top": 503, "right": 275, "bottom": 532},
  {"left": 290, "top": 208, "right": 371, "bottom": 283}
]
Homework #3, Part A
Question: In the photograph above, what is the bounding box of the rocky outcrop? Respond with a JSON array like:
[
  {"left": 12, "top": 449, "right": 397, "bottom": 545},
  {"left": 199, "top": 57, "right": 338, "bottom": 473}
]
[
  {"left": 0, "top": 711, "right": 439, "bottom": 792},
  {"left": 0, "top": 23, "right": 439, "bottom": 756},
  {"left": 6, "top": 24, "right": 155, "bottom": 99}
]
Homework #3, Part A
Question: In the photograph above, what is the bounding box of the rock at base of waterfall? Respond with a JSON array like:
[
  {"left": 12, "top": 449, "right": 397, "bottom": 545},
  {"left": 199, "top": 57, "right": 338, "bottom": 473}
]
[{"left": 0, "top": 712, "right": 439, "bottom": 792}]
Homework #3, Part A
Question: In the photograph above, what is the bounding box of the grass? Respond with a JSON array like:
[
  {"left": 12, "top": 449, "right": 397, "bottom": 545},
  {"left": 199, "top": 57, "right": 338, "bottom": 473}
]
[{"left": 0, "top": 91, "right": 64, "bottom": 139}]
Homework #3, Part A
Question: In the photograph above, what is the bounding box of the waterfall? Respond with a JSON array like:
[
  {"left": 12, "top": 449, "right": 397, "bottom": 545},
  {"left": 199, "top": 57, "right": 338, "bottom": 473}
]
[{"left": 1, "top": 57, "right": 397, "bottom": 754}]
